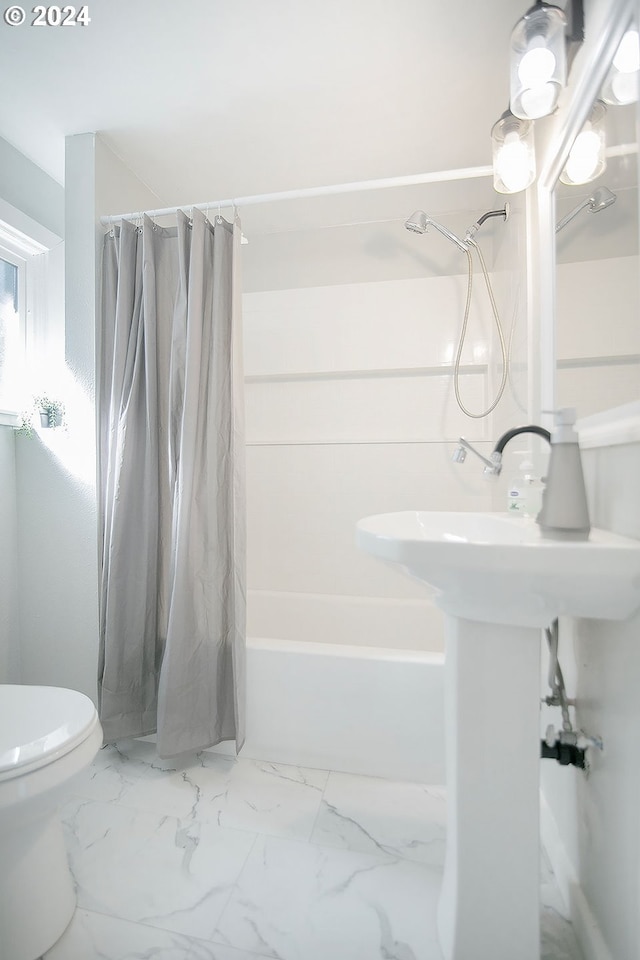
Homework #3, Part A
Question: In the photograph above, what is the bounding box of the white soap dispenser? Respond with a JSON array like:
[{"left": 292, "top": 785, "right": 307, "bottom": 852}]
[{"left": 538, "top": 407, "right": 591, "bottom": 540}]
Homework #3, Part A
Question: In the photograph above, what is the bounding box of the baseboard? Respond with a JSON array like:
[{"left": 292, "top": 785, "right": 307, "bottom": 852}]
[{"left": 540, "top": 791, "right": 613, "bottom": 960}]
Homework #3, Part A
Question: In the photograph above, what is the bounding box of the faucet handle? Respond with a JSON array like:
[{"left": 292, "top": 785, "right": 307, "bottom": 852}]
[
  {"left": 483, "top": 451, "right": 502, "bottom": 477},
  {"left": 451, "top": 444, "right": 467, "bottom": 463}
]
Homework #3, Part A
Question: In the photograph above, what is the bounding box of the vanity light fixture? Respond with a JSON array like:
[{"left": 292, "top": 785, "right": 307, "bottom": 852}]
[
  {"left": 559, "top": 99, "right": 607, "bottom": 185},
  {"left": 494, "top": 0, "right": 585, "bottom": 192},
  {"left": 510, "top": 1, "right": 568, "bottom": 119},
  {"left": 601, "top": 27, "right": 639, "bottom": 105},
  {"left": 491, "top": 110, "right": 536, "bottom": 193}
]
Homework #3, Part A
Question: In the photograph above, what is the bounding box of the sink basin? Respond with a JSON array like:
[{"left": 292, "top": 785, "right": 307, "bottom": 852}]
[{"left": 357, "top": 511, "right": 640, "bottom": 627}]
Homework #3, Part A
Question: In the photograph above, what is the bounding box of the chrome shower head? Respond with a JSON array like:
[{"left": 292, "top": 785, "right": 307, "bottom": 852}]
[
  {"left": 404, "top": 210, "right": 468, "bottom": 252},
  {"left": 588, "top": 186, "right": 616, "bottom": 213},
  {"left": 555, "top": 186, "right": 617, "bottom": 233},
  {"left": 405, "top": 210, "right": 429, "bottom": 234}
]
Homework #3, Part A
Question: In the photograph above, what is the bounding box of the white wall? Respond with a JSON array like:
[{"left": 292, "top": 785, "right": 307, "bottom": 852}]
[
  {"left": 540, "top": 409, "right": 640, "bottom": 960},
  {"left": 0, "top": 135, "right": 64, "bottom": 239},
  {"left": 0, "top": 135, "right": 65, "bottom": 685},
  {"left": 0, "top": 428, "right": 19, "bottom": 681},
  {"left": 541, "top": 221, "right": 639, "bottom": 960},
  {"left": 244, "top": 200, "right": 527, "bottom": 650},
  {"left": 16, "top": 134, "right": 161, "bottom": 701},
  {"left": 556, "top": 256, "right": 640, "bottom": 417}
]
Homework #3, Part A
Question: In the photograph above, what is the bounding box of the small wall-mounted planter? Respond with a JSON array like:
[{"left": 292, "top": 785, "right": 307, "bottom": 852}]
[
  {"left": 39, "top": 408, "right": 63, "bottom": 428},
  {"left": 35, "top": 396, "right": 65, "bottom": 429}
]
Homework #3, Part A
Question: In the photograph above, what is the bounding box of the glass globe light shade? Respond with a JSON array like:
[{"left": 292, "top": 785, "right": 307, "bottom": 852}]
[
  {"left": 560, "top": 101, "right": 607, "bottom": 185},
  {"left": 491, "top": 113, "right": 536, "bottom": 194},
  {"left": 510, "top": 3, "right": 567, "bottom": 119},
  {"left": 602, "top": 29, "right": 639, "bottom": 105}
]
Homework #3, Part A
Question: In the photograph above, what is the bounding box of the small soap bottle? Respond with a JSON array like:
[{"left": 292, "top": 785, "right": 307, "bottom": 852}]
[{"left": 508, "top": 459, "right": 543, "bottom": 517}]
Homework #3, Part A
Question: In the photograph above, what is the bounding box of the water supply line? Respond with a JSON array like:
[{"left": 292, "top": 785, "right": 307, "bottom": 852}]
[
  {"left": 544, "top": 619, "right": 574, "bottom": 735},
  {"left": 541, "top": 618, "right": 603, "bottom": 770}
]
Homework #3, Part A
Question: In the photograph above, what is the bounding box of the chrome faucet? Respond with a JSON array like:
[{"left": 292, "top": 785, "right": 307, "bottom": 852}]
[
  {"left": 453, "top": 409, "right": 591, "bottom": 541},
  {"left": 452, "top": 437, "right": 498, "bottom": 473}
]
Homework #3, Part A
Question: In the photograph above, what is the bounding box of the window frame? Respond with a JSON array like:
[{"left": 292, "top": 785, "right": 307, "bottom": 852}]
[{"left": 0, "top": 220, "right": 48, "bottom": 426}]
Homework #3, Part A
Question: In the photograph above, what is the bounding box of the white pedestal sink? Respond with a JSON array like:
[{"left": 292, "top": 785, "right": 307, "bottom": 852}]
[{"left": 357, "top": 511, "right": 640, "bottom": 960}]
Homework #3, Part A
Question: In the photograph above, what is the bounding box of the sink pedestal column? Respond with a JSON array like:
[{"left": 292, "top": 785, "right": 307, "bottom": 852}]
[{"left": 437, "top": 616, "right": 542, "bottom": 960}]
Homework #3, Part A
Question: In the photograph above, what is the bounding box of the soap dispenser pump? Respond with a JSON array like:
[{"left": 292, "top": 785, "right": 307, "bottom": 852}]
[{"left": 537, "top": 408, "right": 591, "bottom": 541}]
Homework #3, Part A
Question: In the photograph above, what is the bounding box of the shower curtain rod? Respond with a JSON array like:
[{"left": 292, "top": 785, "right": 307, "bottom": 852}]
[{"left": 100, "top": 164, "right": 494, "bottom": 226}]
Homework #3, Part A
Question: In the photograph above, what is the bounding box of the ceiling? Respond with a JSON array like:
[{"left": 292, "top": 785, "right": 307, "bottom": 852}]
[
  {"left": 2, "top": 0, "right": 636, "bottom": 251},
  {"left": 0, "top": 0, "right": 520, "bottom": 213}
]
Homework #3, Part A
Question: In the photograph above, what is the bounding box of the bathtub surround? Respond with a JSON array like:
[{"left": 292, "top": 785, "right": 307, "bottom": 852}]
[
  {"left": 99, "top": 211, "right": 246, "bottom": 758},
  {"left": 243, "top": 197, "right": 527, "bottom": 655}
]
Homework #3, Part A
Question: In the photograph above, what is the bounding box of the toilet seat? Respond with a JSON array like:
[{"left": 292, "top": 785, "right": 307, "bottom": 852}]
[
  {"left": 0, "top": 685, "right": 101, "bottom": 782},
  {"left": 0, "top": 685, "right": 103, "bottom": 959}
]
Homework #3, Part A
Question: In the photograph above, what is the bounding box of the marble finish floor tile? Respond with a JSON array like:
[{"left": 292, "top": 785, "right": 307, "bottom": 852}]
[
  {"left": 72, "top": 741, "right": 328, "bottom": 841},
  {"left": 541, "top": 906, "right": 584, "bottom": 960},
  {"left": 310, "top": 771, "right": 446, "bottom": 865},
  {"left": 44, "top": 909, "right": 268, "bottom": 960},
  {"left": 61, "top": 798, "right": 256, "bottom": 943},
  {"left": 214, "top": 834, "right": 445, "bottom": 960},
  {"left": 60, "top": 743, "right": 584, "bottom": 960}
]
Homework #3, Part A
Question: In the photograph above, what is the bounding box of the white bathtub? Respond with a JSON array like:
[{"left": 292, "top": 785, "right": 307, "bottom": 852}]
[{"left": 218, "top": 636, "right": 446, "bottom": 784}]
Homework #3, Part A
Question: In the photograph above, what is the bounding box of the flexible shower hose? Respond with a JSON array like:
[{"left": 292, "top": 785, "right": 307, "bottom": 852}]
[{"left": 453, "top": 239, "right": 509, "bottom": 419}]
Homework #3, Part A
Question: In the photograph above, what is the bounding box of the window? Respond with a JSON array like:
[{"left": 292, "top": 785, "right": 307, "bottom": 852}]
[
  {"left": 0, "top": 222, "right": 47, "bottom": 426},
  {"left": 0, "top": 248, "right": 24, "bottom": 422}
]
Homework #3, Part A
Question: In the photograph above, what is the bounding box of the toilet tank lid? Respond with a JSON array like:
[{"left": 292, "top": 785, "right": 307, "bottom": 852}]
[{"left": 0, "top": 684, "right": 99, "bottom": 773}]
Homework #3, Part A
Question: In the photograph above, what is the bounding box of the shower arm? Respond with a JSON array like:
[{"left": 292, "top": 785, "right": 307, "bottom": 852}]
[
  {"left": 555, "top": 199, "right": 590, "bottom": 234},
  {"left": 428, "top": 207, "right": 508, "bottom": 253},
  {"left": 464, "top": 206, "right": 508, "bottom": 242},
  {"left": 476, "top": 208, "right": 509, "bottom": 228}
]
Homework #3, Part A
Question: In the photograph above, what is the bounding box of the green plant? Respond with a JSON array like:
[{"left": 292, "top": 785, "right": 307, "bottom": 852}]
[{"left": 14, "top": 409, "right": 35, "bottom": 438}]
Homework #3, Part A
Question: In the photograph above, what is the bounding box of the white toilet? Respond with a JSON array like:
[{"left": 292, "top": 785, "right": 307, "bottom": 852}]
[{"left": 0, "top": 684, "right": 103, "bottom": 960}]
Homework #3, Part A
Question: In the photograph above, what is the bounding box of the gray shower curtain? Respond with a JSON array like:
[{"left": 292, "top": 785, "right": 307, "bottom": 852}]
[{"left": 98, "top": 209, "right": 245, "bottom": 758}]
